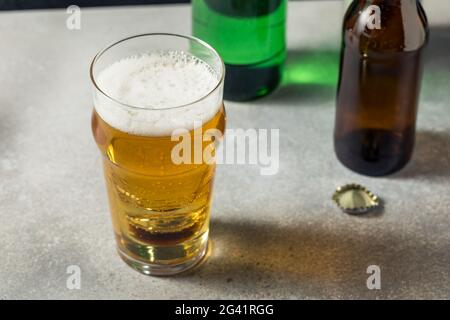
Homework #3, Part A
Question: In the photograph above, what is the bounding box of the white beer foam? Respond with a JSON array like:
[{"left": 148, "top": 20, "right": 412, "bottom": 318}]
[{"left": 94, "top": 51, "right": 221, "bottom": 136}]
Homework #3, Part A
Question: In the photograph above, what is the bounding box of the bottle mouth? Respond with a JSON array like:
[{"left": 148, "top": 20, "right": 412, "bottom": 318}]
[{"left": 202, "top": 0, "right": 284, "bottom": 17}]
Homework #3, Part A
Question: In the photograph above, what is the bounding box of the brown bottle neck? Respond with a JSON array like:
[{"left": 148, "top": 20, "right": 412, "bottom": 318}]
[
  {"left": 356, "top": 0, "right": 418, "bottom": 6},
  {"left": 347, "top": 0, "right": 428, "bottom": 52}
]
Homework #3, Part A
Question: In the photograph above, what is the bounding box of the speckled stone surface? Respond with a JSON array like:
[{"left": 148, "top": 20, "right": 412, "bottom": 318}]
[{"left": 0, "top": 1, "right": 449, "bottom": 299}]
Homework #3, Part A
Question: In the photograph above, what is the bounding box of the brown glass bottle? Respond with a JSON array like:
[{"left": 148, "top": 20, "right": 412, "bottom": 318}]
[{"left": 334, "top": 0, "right": 429, "bottom": 176}]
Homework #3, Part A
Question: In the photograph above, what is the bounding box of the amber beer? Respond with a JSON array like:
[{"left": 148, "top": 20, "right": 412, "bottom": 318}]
[
  {"left": 335, "top": 0, "right": 429, "bottom": 176},
  {"left": 90, "top": 34, "right": 225, "bottom": 275}
]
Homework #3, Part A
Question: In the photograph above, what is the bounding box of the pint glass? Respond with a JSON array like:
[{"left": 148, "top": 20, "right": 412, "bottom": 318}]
[{"left": 90, "top": 34, "right": 225, "bottom": 275}]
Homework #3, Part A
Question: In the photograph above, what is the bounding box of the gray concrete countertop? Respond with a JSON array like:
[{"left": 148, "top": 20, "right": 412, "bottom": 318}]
[{"left": 0, "top": 1, "right": 449, "bottom": 299}]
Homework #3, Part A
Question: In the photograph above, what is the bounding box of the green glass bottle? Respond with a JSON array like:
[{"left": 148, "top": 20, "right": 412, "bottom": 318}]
[{"left": 193, "top": 0, "right": 287, "bottom": 101}]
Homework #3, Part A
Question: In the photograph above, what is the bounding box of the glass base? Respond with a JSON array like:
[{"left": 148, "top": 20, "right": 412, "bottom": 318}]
[{"left": 117, "top": 237, "right": 209, "bottom": 276}]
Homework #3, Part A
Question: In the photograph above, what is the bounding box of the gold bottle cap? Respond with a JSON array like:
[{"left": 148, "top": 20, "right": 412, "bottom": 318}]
[{"left": 332, "top": 184, "right": 380, "bottom": 215}]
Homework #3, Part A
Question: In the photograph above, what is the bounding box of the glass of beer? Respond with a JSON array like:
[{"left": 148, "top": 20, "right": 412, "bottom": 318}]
[{"left": 90, "top": 34, "right": 225, "bottom": 275}]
